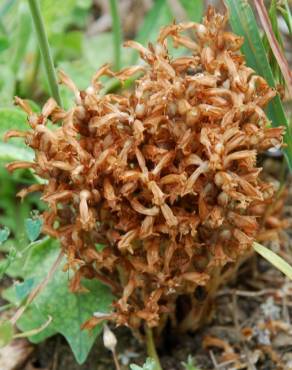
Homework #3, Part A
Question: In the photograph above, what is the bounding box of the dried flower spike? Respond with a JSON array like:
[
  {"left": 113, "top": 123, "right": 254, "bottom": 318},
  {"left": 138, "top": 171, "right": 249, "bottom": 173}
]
[{"left": 6, "top": 7, "right": 284, "bottom": 333}]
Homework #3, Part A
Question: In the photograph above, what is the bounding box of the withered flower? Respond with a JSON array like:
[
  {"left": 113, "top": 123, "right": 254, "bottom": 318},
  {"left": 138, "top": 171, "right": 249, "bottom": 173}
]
[{"left": 6, "top": 7, "right": 284, "bottom": 332}]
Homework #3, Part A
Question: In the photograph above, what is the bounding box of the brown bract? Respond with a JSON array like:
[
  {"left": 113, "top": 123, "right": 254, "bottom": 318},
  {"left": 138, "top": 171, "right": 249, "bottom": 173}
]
[{"left": 6, "top": 8, "right": 284, "bottom": 331}]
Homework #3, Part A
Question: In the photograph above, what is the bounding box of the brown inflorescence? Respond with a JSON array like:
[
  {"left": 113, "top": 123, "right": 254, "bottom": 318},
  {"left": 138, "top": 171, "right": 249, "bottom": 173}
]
[{"left": 6, "top": 8, "right": 284, "bottom": 331}]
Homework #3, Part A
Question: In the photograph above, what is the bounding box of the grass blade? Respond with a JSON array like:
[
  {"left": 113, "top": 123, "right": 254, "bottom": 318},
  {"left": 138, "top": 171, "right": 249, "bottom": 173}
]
[
  {"left": 109, "top": 0, "right": 122, "bottom": 71},
  {"left": 278, "top": 0, "right": 292, "bottom": 34},
  {"left": 253, "top": 242, "right": 292, "bottom": 280},
  {"left": 225, "top": 0, "right": 292, "bottom": 171},
  {"left": 28, "top": 0, "right": 61, "bottom": 106},
  {"left": 254, "top": 0, "right": 292, "bottom": 97},
  {"left": 262, "top": 0, "right": 284, "bottom": 85}
]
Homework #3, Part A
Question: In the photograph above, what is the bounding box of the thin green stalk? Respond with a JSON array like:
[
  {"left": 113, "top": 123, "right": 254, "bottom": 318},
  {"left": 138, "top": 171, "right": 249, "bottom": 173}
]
[
  {"left": 109, "top": 0, "right": 122, "bottom": 71},
  {"left": 145, "top": 325, "right": 163, "bottom": 370},
  {"left": 27, "top": 0, "right": 61, "bottom": 106}
]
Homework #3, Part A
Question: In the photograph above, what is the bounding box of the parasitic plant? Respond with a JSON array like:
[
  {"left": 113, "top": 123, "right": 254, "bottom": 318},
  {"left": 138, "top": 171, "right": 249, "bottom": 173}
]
[{"left": 5, "top": 8, "right": 285, "bottom": 336}]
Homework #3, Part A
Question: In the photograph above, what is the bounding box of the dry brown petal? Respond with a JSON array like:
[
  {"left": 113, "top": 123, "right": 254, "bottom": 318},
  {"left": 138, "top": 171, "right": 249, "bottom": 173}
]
[{"left": 181, "top": 272, "right": 209, "bottom": 285}]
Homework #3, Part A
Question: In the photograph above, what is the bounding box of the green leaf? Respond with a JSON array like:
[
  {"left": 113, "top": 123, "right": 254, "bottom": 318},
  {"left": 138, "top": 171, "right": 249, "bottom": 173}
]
[
  {"left": 253, "top": 242, "right": 292, "bottom": 280},
  {"left": 179, "top": 0, "right": 203, "bottom": 22},
  {"left": 11, "top": 3, "right": 32, "bottom": 75},
  {"left": 130, "top": 358, "right": 156, "bottom": 370},
  {"left": 39, "top": 0, "right": 91, "bottom": 36},
  {"left": 0, "top": 321, "right": 13, "bottom": 348},
  {"left": 0, "top": 245, "right": 17, "bottom": 279},
  {"left": 15, "top": 278, "right": 35, "bottom": 301},
  {"left": 2, "top": 286, "right": 57, "bottom": 343},
  {"left": 182, "top": 355, "right": 201, "bottom": 370},
  {"left": 0, "top": 0, "right": 17, "bottom": 18},
  {"left": 2, "top": 238, "right": 114, "bottom": 364},
  {"left": 25, "top": 218, "right": 43, "bottom": 242},
  {"left": 76, "top": 0, "right": 92, "bottom": 9},
  {"left": 0, "top": 107, "right": 33, "bottom": 162},
  {"left": 50, "top": 31, "right": 83, "bottom": 62},
  {"left": 41, "top": 0, "right": 78, "bottom": 34},
  {"left": 278, "top": 1, "right": 292, "bottom": 34},
  {"left": 95, "top": 243, "right": 105, "bottom": 252},
  {"left": 0, "top": 65, "right": 15, "bottom": 106},
  {"left": 0, "top": 142, "right": 34, "bottom": 162},
  {"left": 0, "top": 226, "right": 9, "bottom": 244},
  {"left": 84, "top": 33, "right": 115, "bottom": 72},
  {"left": 225, "top": 0, "right": 292, "bottom": 171},
  {"left": 0, "top": 107, "right": 29, "bottom": 139},
  {"left": 0, "top": 34, "right": 9, "bottom": 53}
]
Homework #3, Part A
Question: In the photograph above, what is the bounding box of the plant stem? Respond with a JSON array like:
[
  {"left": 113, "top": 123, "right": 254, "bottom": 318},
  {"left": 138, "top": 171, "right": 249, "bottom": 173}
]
[
  {"left": 145, "top": 325, "right": 163, "bottom": 370},
  {"left": 112, "top": 350, "right": 121, "bottom": 370},
  {"left": 109, "top": 0, "right": 122, "bottom": 71},
  {"left": 27, "top": 0, "right": 61, "bottom": 106}
]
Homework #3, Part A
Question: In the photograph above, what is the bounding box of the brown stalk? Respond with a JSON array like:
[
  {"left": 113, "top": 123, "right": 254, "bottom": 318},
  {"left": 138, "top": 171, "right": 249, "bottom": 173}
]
[{"left": 253, "top": 0, "right": 292, "bottom": 97}]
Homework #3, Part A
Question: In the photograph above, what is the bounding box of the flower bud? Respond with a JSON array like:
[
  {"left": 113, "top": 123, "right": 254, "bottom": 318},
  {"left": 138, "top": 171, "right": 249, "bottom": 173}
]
[{"left": 103, "top": 324, "right": 117, "bottom": 353}]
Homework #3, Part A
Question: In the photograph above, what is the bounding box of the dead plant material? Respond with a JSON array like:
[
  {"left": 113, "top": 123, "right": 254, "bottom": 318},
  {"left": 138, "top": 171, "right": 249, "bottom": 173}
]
[{"left": 6, "top": 7, "right": 284, "bottom": 332}]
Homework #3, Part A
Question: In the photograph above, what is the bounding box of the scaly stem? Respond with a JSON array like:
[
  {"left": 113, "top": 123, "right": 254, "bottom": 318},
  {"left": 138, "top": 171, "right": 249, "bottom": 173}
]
[
  {"left": 145, "top": 325, "right": 163, "bottom": 370},
  {"left": 109, "top": 0, "right": 122, "bottom": 71},
  {"left": 27, "top": 0, "right": 61, "bottom": 106}
]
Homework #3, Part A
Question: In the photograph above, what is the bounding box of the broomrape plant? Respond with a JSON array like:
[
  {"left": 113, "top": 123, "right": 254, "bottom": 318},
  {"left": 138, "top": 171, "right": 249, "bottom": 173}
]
[{"left": 5, "top": 7, "right": 287, "bottom": 341}]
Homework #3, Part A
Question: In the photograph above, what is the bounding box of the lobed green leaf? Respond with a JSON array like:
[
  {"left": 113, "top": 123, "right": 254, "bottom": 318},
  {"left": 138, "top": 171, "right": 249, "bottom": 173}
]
[
  {"left": 2, "top": 238, "right": 113, "bottom": 364},
  {"left": 25, "top": 218, "right": 43, "bottom": 242}
]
